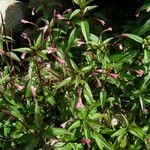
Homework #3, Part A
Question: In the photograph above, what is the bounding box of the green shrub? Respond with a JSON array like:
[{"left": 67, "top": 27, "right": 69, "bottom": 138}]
[{"left": 0, "top": 0, "right": 150, "bottom": 149}]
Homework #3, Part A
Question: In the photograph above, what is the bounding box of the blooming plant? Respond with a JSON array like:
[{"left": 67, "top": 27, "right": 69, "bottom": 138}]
[{"left": 0, "top": 0, "right": 150, "bottom": 149}]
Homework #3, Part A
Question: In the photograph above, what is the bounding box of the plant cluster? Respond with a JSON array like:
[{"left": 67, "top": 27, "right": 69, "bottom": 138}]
[{"left": 0, "top": 0, "right": 150, "bottom": 149}]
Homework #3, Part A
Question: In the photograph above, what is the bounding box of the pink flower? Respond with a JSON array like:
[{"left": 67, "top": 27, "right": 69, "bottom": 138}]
[
  {"left": 21, "top": 19, "right": 35, "bottom": 26},
  {"left": 134, "top": 70, "right": 144, "bottom": 77},
  {"left": 81, "top": 139, "right": 91, "bottom": 144},
  {"left": 113, "top": 43, "right": 123, "bottom": 50},
  {"left": 135, "top": 11, "right": 140, "bottom": 17},
  {"left": 76, "top": 39, "right": 85, "bottom": 47},
  {"left": 21, "top": 52, "right": 27, "bottom": 59},
  {"left": 63, "top": 8, "right": 72, "bottom": 14},
  {"left": 75, "top": 97, "right": 84, "bottom": 109},
  {"left": 104, "top": 27, "right": 112, "bottom": 32},
  {"left": 60, "top": 121, "right": 68, "bottom": 128},
  {"left": 143, "top": 108, "right": 148, "bottom": 113},
  {"left": 30, "top": 86, "right": 36, "bottom": 97},
  {"left": 50, "top": 139, "right": 58, "bottom": 146},
  {"left": 48, "top": 47, "right": 57, "bottom": 54},
  {"left": 94, "top": 69, "right": 103, "bottom": 73},
  {"left": 107, "top": 73, "right": 118, "bottom": 79},
  {"left": 121, "top": 33, "right": 129, "bottom": 37},
  {"left": 55, "top": 14, "right": 67, "bottom": 20},
  {"left": 95, "top": 18, "right": 106, "bottom": 26},
  {"left": 56, "top": 58, "right": 66, "bottom": 65},
  {"left": 16, "top": 84, "right": 23, "bottom": 91}
]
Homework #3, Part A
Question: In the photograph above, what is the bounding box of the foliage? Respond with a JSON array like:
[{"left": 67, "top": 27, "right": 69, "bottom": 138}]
[{"left": 0, "top": 0, "right": 150, "bottom": 149}]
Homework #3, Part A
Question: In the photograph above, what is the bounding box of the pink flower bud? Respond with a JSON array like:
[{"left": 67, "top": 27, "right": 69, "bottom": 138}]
[
  {"left": 16, "top": 84, "right": 23, "bottom": 91},
  {"left": 56, "top": 57, "right": 66, "bottom": 65},
  {"left": 30, "top": 86, "right": 36, "bottom": 97},
  {"left": 60, "top": 121, "right": 68, "bottom": 128},
  {"left": 76, "top": 39, "right": 85, "bottom": 47},
  {"left": 143, "top": 108, "right": 148, "bottom": 113},
  {"left": 81, "top": 139, "right": 91, "bottom": 144},
  {"left": 121, "top": 33, "right": 129, "bottom": 37},
  {"left": 134, "top": 70, "right": 144, "bottom": 77},
  {"left": 95, "top": 18, "right": 106, "bottom": 26},
  {"left": 75, "top": 97, "right": 84, "bottom": 109},
  {"left": 50, "top": 139, "right": 58, "bottom": 146},
  {"left": 48, "top": 47, "right": 57, "bottom": 54},
  {"left": 107, "top": 73, "right": 118, "bottom": 79},
  {"left": 55, "top": 14, "right": 67, "bottom": 20}
]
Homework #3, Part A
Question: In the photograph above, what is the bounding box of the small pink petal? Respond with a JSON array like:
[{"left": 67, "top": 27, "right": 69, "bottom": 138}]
[
  {"left": 75, "top": 97, "right": 84, "bottom": 109},
  {"left": 121, "top": 33, "right": 129, "bottom": 37},
  {"left": 56, "top": 58, "right": 66, "bottom": 65},
  {"left": 107, "top": 73, "right": 118, "bottom": 79},
  {"left": 60, "top": 121, "right": 68, "bottom": 128},
  {"left": 55, "top": 14, "right": 67, "bottom": 20},
  {"left": 76, "top": 39, "right": 85, "bottom": 47},
  {"left": 16, "top": 84, "right": 23, "bottom": 91},
  {"left": 48, "top": 47, "right": 57, "bottom": 54},
  {"left": 143, "top": 108, "right": 148, "bottom": 113},
  {"left": 50, "top": 139, "right": 58, "bottom": 146},
  {"left": 134, "top": 70, "right": 144, "bottom": 77},
  {"left": 81, "top": 139, "right": 91, "bottom": 144},
  {"left": 30, "top": 86, "right": 36, "bottom": 97}
]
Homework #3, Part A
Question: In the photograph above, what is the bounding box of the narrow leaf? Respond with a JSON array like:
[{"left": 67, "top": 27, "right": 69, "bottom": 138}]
[
  {"left": 12, "top": 47, "right": 32, "bottom": 53},
  {"left": 92, "top": 132, "right": 111, "bottom": 150},
  {"left": 127, "top": 34, "right": 144, "bottom": 44},
  {"left": 34, "top": 102, "right": 42, "bottom": 128},
  {"left": 81, "top": 20, "right": 89, "bottom": 42},
  {"left": 69, "top": 9, "right": 81, "bottom": 19}
]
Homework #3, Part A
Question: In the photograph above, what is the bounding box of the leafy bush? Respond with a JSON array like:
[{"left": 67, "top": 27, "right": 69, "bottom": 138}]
[{"left": 0, "top": 0, "right": 150, "bottom": 149}]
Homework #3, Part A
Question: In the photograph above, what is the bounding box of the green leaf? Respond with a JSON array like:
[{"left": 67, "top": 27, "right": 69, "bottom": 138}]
[
  {"left": 92, "top": 132, "right": 111, "bottom": 150},
  {"left": 0, "top": 74, "right": 9, "bottom": 84},
  {"left": 89, "top": 33, "right": 99, "bottom": 43},
  {"left": 99, "top": 89, "right": 107, "bottom": 109},
  {"left": 28, "top": 62, "right": 34, "bottom": 79},
  {"left": 34, "top": 102, "right": 42, "bottom": 128},
  {"left": 84, "top": 82, "right": 94, "bottom": 104},
  {"left": 111, "top": 128, "right": 127, "bottom": 138},
  {"left": 80, "top": 65, "right": 93, "bottom": 73},
  {"left": 129, "top": 127, "right": 145, "bottom": 140},
  {"left": 68, "top": 120, "right": 81, "bottom": 131},
  {"left": 127, "top": 34, "right": 144, "bottom": 44},
  {"left": 47, "top": 96, "right": 55, "bottom": 106},
  {"left": 51, "top": 128, "right": 73, "bottom": 136},
  {"left": 138, "top": 19, "right": 150, "bottom": 35},
  {"left": 42, "top": 130, "right": 53, "bottom": 138},
  {"left": 139, "top": 95, "right": 145, "bottom": 111},
  {"left": 54, "top": 77, "right": 72, "bottom": 91},
  {"left": 70, "top": 59, "right": 78, "bottom": 70},
  {"left": 144, "top": 49, "right": 150, "bottom": 64},
  {"left": 35, "top": 34, "right": 42, "bottom": 47},
  {"left": 81, "top": 20, "right": 89, "bottom": 42},
  {"left": 6, "top": 52, "right": 20, "bottom": 62},
  {"left": 66, "top": 28, "right": 76, "bottom": 52},
  {"left": 25, "top": 137, "right": 39, "bottom": 150},
  {"left": 120, "top": 135, "right": 127, "bottom": 148},
  {"left": 83, "top": 5, "right": 98, "bottom": 14},
  {"left": 69, "top": 9, "right": 81, "bottom": 19},
  {"left": 12, "top": 47, "right": 32, "bottom": 53}
]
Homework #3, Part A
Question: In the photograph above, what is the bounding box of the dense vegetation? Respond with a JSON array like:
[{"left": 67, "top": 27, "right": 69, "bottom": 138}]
[{"left": 0, "top": 0, "right": 150, "bottom": 149}]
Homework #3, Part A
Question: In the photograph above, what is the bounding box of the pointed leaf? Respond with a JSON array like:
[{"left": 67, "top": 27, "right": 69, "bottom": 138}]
[
  {"left": 69, "top": 9, "right": 81, "bottom": 19},
  {"left": 34, "top": 102, "right": 42, "bottom": 128},
  {"left": 12, "top": 47, "right": 32, "bottom": 53},
  {"left": 81, "top": 20, "right": 89, "bottom": 42},
  {"left": 51, "top": 128, "right": 73, "bottom": 136},
  {"left": 127, "top": 34, "right": 144, "bottom": 44},
  {"left": 92, "top": 132, "right": 111, "bottom": 150}
]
